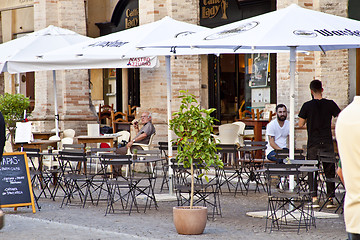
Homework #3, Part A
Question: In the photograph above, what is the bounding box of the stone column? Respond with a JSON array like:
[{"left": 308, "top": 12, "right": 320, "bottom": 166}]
[{"left": 32, "top": 0, "right": 97, "bottom": 135}]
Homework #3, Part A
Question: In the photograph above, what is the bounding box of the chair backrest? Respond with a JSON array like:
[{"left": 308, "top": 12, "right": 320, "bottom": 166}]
[
  {"left": 89, "top": 147, "right": 116, "bottom": 155},
  {"left": 318, "top": 151, "right": 338, "bottom": 175},
  {"left": 217, "top": 124, "right": 240, "bottom": 144},
  {"left": 158, "top": 141, "right": 178, "bottom": 158},
  {"left": 255, "top": 109, "right": 264, "bottom": 120},
  {"left": 98, "top": 104, "right": 113, "bottom": 124},
  {"left": 99, "top": 154, "right": 132, "bottom": 178},
  {"left": 148, "top": 133, "right": 156, "bottom": 145},
  {"left": 264, "top": 163, "right": 301, "bottom": 194},
  {"left": 62, "top": 143, "right": 84, "bottom": 151},
  {"left": 263, "top": 103, "right": 277, "bottom": 121},
  {"left": 117, "top": 131, "right": 131, "bottom": 144},
  {"left": 130, "top": 133, "right": 156, "bottom": 153},
  {"left": 49, "top": 135, "right": 60, "bottom": 141},
  {"left": 18, "top": 147, "right": 41, "bottom": 169},
  {"left": 60, "top": 137, "right": 74, "bottom": 149},
  {"left": 232, "top": 121, "right": 246, "bottom": 146},
  {"left": 59, "top": 150, "right": 87, "bottom": 174},
  {"left": 275, "top": 149, "right": 305, "bottom": 160},
  {"left": 63, "top": 129, "right": 76, "bottom": 138},
  {"left": 127, "top": 105, "right": 137, "bottom": 122},
  {"left": 111, "top": 110, "right": 129, "bottom": 133},
  {"left": 238, "top": 109, "right": 255, "bottom": 120}
]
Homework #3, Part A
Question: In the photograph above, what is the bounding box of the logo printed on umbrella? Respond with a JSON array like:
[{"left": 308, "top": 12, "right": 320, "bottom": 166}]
[
  {"left": 87, "top": 40, "right": 128, "bottom": 48},
  {"left": 313, "top": 28, "right": 360, "bottom": 37},
  {"left": 204, "top": 21, "right": 259, "bottom": 40},
  {"left": 293, "top": 30, "right": 317, "bottom": 38},
  {"left": 127, "top": 57, "right": 152, "bottom": 67},
  {"left": 174, "top": 31, "right": 196, "bottom": 38}
]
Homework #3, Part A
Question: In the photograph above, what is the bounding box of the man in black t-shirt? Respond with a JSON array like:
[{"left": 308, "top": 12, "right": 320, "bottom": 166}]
[{"left": 298, "top": 79, "right": 341, "bottom": 208}]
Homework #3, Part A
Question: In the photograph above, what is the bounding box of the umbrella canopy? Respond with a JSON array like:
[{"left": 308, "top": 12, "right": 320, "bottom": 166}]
[
  {"left": 0, "top": 25, "right": 92, "bottom": 138},
  {"left": 7, "top": 16, "right": 284, "bottom": 73},
  {"left": 0, "top": 25, "right": 91, "bottom": 73},
  {"left": 144, "top": 4, "right": 360, "bottom": 52},
  {"left": 6, "top": 17, "right": 214, "bottom": 73}
]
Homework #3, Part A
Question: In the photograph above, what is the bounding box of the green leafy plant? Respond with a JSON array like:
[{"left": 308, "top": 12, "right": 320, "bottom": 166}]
[
  {"left": 169, "top": 90, "right": 223, "bottom": 208},
  {"left": 0, "top": 93, "right": 31, "bottom": 144}
]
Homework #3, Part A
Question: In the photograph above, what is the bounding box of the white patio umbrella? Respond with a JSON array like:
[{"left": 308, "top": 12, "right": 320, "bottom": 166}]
[
  {"left": 0, "top": 25, "right": 91, "bottom": 138},
  {"left": 141, "top": 4, "right": 360, "bottom": 189}
]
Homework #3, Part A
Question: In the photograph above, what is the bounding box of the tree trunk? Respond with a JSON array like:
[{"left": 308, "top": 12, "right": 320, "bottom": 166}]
[{"left": 190, "top": 163, "right": 194, "bottom": 209}]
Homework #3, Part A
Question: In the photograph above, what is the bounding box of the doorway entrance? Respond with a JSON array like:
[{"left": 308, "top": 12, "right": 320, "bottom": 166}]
[{"left": 208, "top": 53, "right": 276, "bottom": 123}]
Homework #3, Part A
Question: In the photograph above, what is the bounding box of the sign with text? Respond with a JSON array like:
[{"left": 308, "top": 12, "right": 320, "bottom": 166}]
[
  {"left": 0, "top": 152, "right": 35, "bottom": 213},
  {"left": 0, "top": 0, "right": 33, "bottom": 11}
]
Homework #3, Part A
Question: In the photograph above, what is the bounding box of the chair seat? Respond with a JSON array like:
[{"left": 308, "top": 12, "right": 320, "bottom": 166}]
[
  {"left": 107, "top": 179, "right": 133, "bottom": 186},
  {"left": 270, "top": 190, "right": 312, "bottom": 199}
]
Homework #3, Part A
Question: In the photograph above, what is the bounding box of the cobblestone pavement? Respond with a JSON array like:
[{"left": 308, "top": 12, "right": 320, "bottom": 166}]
[{"left": 0, "top": 181, "right": 347, "bottom": 240}]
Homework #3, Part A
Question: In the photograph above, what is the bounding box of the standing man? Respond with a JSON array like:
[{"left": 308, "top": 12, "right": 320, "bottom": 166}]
[
  {"left": 298, "top": 79, "right": 341, "bottom": 208},
  {"left": 336, "top": 96, "right": 360, "bottom": 239},
  {"left": 265, "top": 104, "right": 290, "bottom": 163}
]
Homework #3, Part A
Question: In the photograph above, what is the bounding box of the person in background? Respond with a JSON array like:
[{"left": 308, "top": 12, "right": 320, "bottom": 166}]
[
  {"left": 116, "top": 111, "right": 155, "bottom": 154},
  {"left": 335, "top": 96, "right": 360, "bottom": 240},
  {"left": 265, "top": 104, "right": 289, "bottom": 163},
  {"left": 298, "top": 79, "right": 341, "bottom": 208}
]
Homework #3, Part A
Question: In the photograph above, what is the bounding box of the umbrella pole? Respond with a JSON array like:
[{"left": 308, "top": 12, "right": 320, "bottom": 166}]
[
  {"left": 166, "top": 55, "right": 174, "bottom": 195},
  {"left": 52, "top": 70, "right": 60, "bottom": 138},
  {"left": 289, "top": 46, "right": 297, "bottom": 190}
]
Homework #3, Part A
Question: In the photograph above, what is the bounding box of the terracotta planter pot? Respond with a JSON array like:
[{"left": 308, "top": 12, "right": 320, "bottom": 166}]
[{"left": 173, "top": 206, "right": 207, "bottom": 235}]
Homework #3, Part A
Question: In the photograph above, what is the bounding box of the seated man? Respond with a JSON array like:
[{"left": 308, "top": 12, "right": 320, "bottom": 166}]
[
  {"left": 265, "top": 104, "right": 289, "bottom": 163},
  {"left": 116, "top": 111, "right": 156, "bottom": 155}
]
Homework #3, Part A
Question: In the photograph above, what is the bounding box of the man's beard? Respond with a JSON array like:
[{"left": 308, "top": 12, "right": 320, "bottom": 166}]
[{"left": 277, "top": 115, "right": 286, "bottom": 121}]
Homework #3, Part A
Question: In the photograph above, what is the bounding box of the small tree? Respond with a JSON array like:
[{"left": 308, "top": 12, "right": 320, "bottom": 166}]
[
  {"left": 169, "top": 90, "right": 223, "bottom": 208},
  {"left": 0, "top": 93, "right": 31, "bottom": 145}
]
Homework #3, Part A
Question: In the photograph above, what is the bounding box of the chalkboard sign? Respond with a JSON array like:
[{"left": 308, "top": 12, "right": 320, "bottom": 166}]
[{"left": 0, "top": 152, "right": 35, "bottom": 213}]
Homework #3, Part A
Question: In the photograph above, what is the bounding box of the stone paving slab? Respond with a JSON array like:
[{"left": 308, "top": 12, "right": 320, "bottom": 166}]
[
  {"left": 247, "top": 210, "right": 340, "bottom": 220},
  {"left": 1, "top": 214, "right": 157, "bottom": 240}
]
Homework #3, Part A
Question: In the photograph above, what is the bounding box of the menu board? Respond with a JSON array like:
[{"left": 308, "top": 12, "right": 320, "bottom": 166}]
[{"left": 0, "top": 152, "right": 36, "bottom": 213}]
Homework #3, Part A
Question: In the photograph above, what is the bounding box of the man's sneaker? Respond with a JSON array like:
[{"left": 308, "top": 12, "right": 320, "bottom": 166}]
[
  {"left": 312, "top": 198, "right": 320, "bottom": 208},
  {"left": 326, "top": 199, "right": 337, "bottom": 209}
]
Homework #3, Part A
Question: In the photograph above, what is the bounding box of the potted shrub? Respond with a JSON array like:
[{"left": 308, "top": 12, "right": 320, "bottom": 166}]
[
  {"left": 169, "top": 91, "right": 223, "bottom": 235},
  {"left": 0, "top": 93, "right": 31, "bottom": 148}
]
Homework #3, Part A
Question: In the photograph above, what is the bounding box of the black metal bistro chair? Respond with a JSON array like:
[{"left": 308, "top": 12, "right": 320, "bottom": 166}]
[
  {"left": 99, "top": 154, "right": 138, "bottom": 215},
  {"left": 19, "top": 147, "right": 53, "bottom": 210},
  {"left": 58, "top": 150, "right": 93, "bottom": 207},
  {"left": 264, "top": 163, "right": 315, "bottom": 233},
  {"left": 318, "top": 151, "right": 345, "bottom": 213}
]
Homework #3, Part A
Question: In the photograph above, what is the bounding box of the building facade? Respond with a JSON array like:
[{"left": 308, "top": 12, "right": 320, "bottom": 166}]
[{"left": 0, "top": 0, "right": 359, "bottom": 149}]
